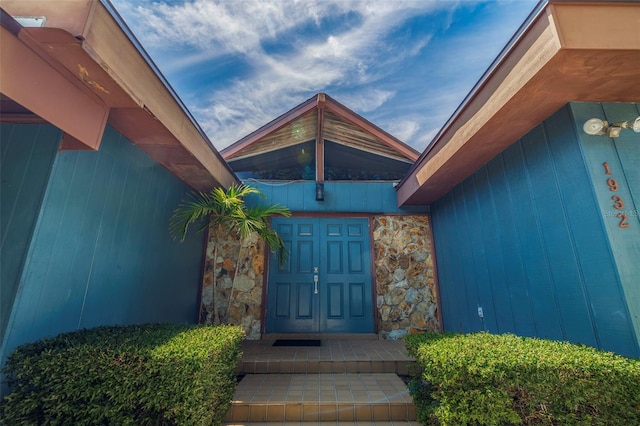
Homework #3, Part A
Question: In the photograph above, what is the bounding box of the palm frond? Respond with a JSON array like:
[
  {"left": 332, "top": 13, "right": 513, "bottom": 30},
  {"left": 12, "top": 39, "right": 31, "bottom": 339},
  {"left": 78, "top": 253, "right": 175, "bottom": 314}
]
[
  {"left": 169, "top": 191, "right": 216, "bottom": 241},
  {"left": 170, "top": 183, "right": 291, "bottom": 265}
]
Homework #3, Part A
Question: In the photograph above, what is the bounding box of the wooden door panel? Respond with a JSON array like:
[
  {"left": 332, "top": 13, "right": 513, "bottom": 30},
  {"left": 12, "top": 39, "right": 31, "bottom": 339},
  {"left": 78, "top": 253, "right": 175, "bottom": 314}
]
[
  {"left": 297, "top": 241, "right": 314, "bottom": 273},
  {"left": 327, "top": 282, "right": 344, "bottom": 318},
  {"left": 266, "top": 217, "right": 373, "bottom": 333},
  {"left": 321, "top": 218, "right": 374, "bottom": 333},
  {"left": 326, "top": 241, "right": 343, "bottom": 273},
  {"left": 266, "top": 219, "right": 319, "bottom": 333},
  {"left": 349, "top": 283, "right": 366, "bottom": 318},
  {"left": 274, "top": 282, "right": 290, "bottom": 318},
  {"left": 348, "top": 241, "right": 364, "bottom": 272},
  {"left": 296, "top": 282, "right": 314, "bottom": 318}
]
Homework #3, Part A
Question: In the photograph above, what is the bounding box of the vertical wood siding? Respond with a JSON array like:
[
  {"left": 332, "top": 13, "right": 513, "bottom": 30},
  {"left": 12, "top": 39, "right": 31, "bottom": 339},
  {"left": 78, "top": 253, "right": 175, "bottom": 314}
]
[
  {"left": 245, "top": 180, "right": 428, "bottom": 213},
  {"left": 1, "top": 124, "right": 60, "bottom": 346},
  {"left": 1, "top": 126, "right": 204, "bottom": 364},
  {"left": 431, "top": 104, "right": 639, "bottom": 358},
  {"left": 571, "top": 102, "right": 640, "bottom": 353}
]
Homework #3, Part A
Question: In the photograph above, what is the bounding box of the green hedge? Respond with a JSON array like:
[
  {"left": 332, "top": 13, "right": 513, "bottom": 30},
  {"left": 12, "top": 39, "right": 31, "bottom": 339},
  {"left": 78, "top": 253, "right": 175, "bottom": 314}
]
[
  {"left": 1, "top": 324, "right": 244, "bottom": 425},
  {"left": 405, "top": 332, "right": 640, "bottom": 425}
]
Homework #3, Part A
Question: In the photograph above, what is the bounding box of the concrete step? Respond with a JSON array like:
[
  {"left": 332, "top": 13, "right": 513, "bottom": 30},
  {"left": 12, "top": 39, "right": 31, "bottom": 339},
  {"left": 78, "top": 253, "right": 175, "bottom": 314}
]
[{"left": 224, "top": 373, "right": 417, "bottom": 423}]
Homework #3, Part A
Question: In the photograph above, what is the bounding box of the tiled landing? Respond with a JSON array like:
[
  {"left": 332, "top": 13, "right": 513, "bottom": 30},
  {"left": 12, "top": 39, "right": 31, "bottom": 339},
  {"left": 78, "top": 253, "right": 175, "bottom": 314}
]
[
  {"left": 237, "top": 339, "right": 414, "bottom": 375},
  {"left": 224, "top": 339, "right": 418, "bottom": 425}
]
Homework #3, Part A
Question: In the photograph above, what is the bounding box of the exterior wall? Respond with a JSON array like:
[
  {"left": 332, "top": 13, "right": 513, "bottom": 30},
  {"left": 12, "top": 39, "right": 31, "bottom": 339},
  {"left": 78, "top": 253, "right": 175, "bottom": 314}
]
[
  {"left": 431, "top": 104, "right": 639, "bottom": 358},
  {"left": 1, "top": 125, "right": 205, "bottom": 371},
  {"left": 571, "top": 102, "right": 640, "bottom": 352},
  {"left": 246, "top": 181, "right": 429, "bottom": 214},
  {"left": 1, "top": 124, "right": 59, "bottom": 346},
  {"left": 199, "top": 203, "right": 440, "bottom": 339}
]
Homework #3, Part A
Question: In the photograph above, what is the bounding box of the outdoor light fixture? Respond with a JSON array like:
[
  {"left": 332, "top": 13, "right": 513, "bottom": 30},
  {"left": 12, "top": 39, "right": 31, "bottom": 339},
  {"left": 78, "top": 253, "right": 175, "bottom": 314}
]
[
  {"left": 583, "top": 116, "right": 640, "bottom": 138},
  {"left": 315, "top": 182, "right": 324, "bottom": 201}
]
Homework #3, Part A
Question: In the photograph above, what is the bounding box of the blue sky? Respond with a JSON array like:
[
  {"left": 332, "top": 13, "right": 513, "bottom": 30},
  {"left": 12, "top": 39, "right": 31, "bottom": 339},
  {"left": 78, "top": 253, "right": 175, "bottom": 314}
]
[{"left": 110, "top": 0, "right": 539, "bottom": 151}]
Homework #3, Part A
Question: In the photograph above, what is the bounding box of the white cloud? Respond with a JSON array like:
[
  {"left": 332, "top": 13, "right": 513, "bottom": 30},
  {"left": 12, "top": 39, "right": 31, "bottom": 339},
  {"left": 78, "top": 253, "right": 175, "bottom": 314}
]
[
  {"left": 111, "top": 0, "right": 536, "bottom": 151},
  {"left": 337, "top": 90, "right": 396, "bottom": 113},
  {"left": 114, "top": 0, "right": 448, "bottom": 149},
  {"left": 384, "top": 119, "right": 421, "bottom": 143}
]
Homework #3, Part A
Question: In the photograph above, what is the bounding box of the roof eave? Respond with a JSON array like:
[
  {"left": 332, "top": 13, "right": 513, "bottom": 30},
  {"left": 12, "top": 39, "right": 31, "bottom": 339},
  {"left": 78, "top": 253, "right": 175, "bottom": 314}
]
[
  {"left": 0, "top": 0, "right": 237, "bottom": 191},
  {"left": 397, "top": 1, "right": 640, "bottom": 206}
]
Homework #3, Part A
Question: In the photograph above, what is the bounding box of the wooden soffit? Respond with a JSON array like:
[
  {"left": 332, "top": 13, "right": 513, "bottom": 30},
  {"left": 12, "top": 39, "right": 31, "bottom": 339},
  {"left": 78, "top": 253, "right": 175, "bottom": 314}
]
[
  {"left": 222, "top": 93, "right": 419, "bottom": 164},
  {"left": 397, "top": 1, "right": 640, "bottom": 206},
  {"left": 0, "top": 0, "right": 236, "bottom": 191}
]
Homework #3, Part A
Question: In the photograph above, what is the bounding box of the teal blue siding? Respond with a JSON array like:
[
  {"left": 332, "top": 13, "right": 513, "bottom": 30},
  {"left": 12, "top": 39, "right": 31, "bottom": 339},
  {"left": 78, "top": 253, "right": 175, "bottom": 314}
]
[
  {"left": 1, "top": 126, "right": 204, "bottom": 368},
  {"left": 571, "top": 102, "right": 640, "bottom": 352},
  {"left": 1, "top": 124, "right": 60, "bottom": 345},
  {"left": 431, "top": 104, "right": 639, "bottom": 358},
  {"left": 245, "top": 181, "right": 428, "bottom": 213}
]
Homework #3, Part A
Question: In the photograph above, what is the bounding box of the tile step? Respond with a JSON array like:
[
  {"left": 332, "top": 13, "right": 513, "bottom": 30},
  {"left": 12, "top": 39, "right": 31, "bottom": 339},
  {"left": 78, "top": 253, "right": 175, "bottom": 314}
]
[
  {"left": 224, "top": 373, "right": 416, "bottom": 423},
  {"left": 262, "top": 333, "right": 380, "bottom": 341},
  {"left": 239, "top": 359, "right": 415, "bottom": 375}
]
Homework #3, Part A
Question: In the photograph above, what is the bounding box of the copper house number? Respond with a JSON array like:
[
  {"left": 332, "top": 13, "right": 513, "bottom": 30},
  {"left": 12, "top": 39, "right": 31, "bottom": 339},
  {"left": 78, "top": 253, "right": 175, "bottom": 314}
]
[{"left": 603, "top": 162, "right": 629, "bottom": 228}]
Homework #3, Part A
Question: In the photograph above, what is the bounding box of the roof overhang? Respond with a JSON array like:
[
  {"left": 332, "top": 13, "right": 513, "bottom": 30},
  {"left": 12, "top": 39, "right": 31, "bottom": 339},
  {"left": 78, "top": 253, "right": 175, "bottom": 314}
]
[
  {"left": 397, "top": 1, "right": 640, "bottom": 206},
  {"left": 0, "top": 0, "right": 237, "bottom": 191}
]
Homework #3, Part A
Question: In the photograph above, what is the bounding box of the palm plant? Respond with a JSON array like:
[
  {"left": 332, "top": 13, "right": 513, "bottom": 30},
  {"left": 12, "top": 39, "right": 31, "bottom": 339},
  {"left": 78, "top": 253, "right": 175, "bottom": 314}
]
[{"left": 170, "top": 183, "right": 290, "bottom": 323}]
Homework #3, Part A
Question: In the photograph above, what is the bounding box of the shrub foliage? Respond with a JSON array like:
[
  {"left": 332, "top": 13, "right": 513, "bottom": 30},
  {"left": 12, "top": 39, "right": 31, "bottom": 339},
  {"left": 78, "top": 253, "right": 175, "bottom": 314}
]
[
  {"left": 405, "top": 332, "right": 640, "bottom": 425},
  {"left": 1, "top": 324, "right": 244, "bottom": 425}
]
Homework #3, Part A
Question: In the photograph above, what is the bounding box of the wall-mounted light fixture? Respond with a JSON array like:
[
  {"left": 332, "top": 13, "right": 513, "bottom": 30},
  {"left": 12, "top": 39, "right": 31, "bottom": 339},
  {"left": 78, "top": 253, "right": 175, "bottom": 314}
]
[
  {"left": 315, "top": 182, "right": 324, "bottom": 201},
  {"left": 583, "top": 116, "right": 640, "bottom": 138}
]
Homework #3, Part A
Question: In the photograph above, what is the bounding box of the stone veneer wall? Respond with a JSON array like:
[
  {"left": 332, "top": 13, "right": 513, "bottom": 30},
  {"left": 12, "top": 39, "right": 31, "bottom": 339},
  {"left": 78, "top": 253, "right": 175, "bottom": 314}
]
[
  {"left": 372, "top": 215, "right": 439, "bottom": 339},
  {"left": 200, "top": 223, "right": 265, "bottom": 339},
  {"left": 200, "top": 215, "right": 439, "bottom": 340}
]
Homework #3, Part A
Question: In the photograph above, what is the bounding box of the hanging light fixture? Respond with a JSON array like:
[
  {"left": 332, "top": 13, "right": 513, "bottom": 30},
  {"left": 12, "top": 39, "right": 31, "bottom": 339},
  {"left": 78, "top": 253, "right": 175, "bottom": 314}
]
[{"left": 583, "top": 116, "right": 640, "bottom": 138}]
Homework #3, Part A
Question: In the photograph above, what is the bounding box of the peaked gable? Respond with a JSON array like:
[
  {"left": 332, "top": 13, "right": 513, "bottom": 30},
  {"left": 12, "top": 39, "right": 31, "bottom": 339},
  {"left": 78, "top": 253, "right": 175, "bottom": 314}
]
[{"left": 221, "top": 93, "right": 419, "bottom": 181}]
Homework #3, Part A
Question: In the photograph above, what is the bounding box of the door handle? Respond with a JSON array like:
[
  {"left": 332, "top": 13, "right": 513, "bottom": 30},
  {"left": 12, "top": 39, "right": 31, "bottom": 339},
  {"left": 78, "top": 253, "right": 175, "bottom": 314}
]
[{"left": 314, "top": 275, "right": 319, "bottom": 294}]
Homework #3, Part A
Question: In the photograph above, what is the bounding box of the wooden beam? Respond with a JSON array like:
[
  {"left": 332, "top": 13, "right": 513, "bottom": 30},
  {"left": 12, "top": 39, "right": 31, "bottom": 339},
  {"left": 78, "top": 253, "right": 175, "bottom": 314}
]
[
  {"left": 60, "top": 132, "right": 94, "bottom": 150},
  {"left": 0, "top": 25, "right": 108, "bottom": 150},
  {"left": 316, "top": 93, "right": 325, "bottom": 181}
]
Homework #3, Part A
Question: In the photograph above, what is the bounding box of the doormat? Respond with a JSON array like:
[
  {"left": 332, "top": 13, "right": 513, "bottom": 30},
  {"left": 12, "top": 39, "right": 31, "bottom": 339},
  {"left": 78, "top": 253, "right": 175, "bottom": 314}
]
[{"left": 272, "top": 339, "right": 321, "bottom": 347}]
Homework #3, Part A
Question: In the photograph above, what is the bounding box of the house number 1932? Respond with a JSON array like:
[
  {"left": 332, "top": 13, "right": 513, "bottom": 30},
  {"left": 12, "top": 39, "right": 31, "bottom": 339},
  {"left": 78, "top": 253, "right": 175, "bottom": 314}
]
[{"left": 603, "top": 162, "right": 629, "bottom": 228}]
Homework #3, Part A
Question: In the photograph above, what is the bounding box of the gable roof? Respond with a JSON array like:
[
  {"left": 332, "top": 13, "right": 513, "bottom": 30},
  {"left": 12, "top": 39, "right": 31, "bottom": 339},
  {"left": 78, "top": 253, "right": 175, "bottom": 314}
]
[
  {"left": 397, "top": 0, "right": 640, "bottom": 205},
  {"left": 221, "top": 93, "right": 419, "bottom": 166}
]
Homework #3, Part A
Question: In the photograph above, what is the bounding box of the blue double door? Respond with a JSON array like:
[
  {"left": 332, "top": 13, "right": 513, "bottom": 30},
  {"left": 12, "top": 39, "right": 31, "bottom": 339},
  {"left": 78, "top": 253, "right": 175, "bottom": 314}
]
[{"left": 266, "top": 218, "right": 374, "bottom": 333}]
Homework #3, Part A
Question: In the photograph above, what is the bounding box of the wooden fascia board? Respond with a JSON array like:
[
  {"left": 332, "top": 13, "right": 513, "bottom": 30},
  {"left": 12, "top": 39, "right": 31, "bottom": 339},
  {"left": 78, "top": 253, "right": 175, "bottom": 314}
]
[
  {"left": 0, "top": 23, "right": 108, "bottom": 150},
  {"left": 397, "top": 1, "right": 640, "bottom": 206},
  {"left": 221, "top": 95, "right": 319, "bottom": 159},
  {"left": 79, "top": 3, "right": 237, "bottom": 189},
  {"left": 323, "top": 96, "right": 420, "bottom": 161},
  {"left": 1, "top": 0, "right": 236, "bottom": 189}
]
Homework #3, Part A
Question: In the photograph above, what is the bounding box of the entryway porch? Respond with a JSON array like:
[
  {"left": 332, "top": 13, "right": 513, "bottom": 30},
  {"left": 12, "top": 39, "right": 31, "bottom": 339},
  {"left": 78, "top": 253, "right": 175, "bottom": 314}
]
[{"left": 224, "top": 336, "right": 420, "bottom": 425}]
